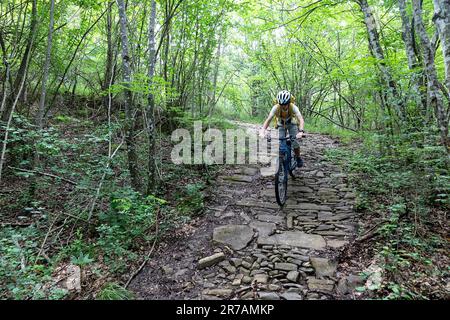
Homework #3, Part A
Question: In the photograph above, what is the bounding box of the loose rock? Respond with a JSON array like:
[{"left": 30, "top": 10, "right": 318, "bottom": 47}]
[
  {"left": 310, "top": 257, "right": 337, "bottom": 277},
  {"left": 198, "top": 252, "right": 225, "bottom": 270},
  {"left": 275, "top": 263, "right": 297, "bottom": 272},
  {"left": 213, "top": 225, "right": 254, "bottom": 250},
  {"left": 258, "top": 292, "right": 280, "bottom": 300},
  {"left": 286, "top": 271, "right": 299, "bottom": 282}
]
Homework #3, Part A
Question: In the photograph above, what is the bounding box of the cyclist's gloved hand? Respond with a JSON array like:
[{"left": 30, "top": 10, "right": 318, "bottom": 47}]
[{"left": 296, "top": 132, "right": 303, "bottom": 139}]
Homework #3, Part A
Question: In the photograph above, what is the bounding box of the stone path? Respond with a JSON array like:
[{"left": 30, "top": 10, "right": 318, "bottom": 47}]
[{"left": 129, "top": 123, "right": 361, "bottom": 300}]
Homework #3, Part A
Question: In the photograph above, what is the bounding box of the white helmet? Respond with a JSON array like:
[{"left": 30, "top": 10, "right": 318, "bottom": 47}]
[{"left": 277, "top": 90, "right": 291, "bottom": 105}]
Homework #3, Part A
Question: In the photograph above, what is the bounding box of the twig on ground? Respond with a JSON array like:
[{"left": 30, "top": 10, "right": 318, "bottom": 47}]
[
  {"left": 60, "top": 211, "right": 89, "bottom": 223},
  {"left": 8, "top": 166, "right": 77, "bottom": 185},
  {"left": 124, "top": 208, "right": 160, "bottom": 289},
  {"left": 1, "top": 222, "right": 33, "bottom": 227},
  {"left": 355, "top": 220, "right": 386, "bottom": 242},
  {"left": 34, "top": 213, "right": 60, "bottom": 264},
  {"left": 87, "top": 138, "right": 124, "bottom": 222}
]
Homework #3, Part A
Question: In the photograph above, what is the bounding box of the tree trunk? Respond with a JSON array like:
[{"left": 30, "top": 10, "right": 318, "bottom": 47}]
[
  {"left": 0, "top": 26, "right": 34, "bottom": 182},
  {"left": 117, "top": 0, "right": 140, "bottom": 190},
  {"left": 0, "top": 31, "right": 11, "bottom": 117},
  {"left": 413, "top": 0, "right": 449, "bottom": 153},
  {"left": 28, "top": 0, "right": 56, "bottom": 200},
  {"left": 37, "top": 0, "right": 55, "bottom": 130},
  {"left": 209, "top": 26, "right": 223, "bottom": 113},
  {"left": 433, "top": 0, "right": 450, "bottom": 94},
  {"left": 2, "top": 0, "right": 37, "bottom": 122},
  {"left": 146, "top": 0, "right": 157, "bottom": 195},
  {"left": 103, "top": 2, "right": 115, "bottom": 108},
  {"left": 357, "top": 0, "right": 405, "bottom": 123},
  {"left": 163, "top": 0, "right": 170, "bottom": 84},
  {"left": 398, "top": 0, "right": 425, "bottom": 113}
]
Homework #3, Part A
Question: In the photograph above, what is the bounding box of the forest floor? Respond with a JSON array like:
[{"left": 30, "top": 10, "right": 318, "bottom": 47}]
[{"left": 129, "top": 122, "right": 368, "bottom": 300}]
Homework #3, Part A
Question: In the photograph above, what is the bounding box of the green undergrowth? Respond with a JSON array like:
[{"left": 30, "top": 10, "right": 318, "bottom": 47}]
[
  {"left": 0, "top": 112, "right": 230, "bottom": 299},
  {"left": 324, "top": 128, "right": 449, "bottom": 299}
]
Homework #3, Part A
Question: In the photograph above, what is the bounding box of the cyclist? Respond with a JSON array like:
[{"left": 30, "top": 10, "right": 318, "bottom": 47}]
[{"left": 259, "top": 90, "right": 304, "bottom": 168}]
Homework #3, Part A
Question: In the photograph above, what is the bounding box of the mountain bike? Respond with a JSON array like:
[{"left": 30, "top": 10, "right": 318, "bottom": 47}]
[{"left": 268, "top": 133, "right": 298, "bottom": 207}]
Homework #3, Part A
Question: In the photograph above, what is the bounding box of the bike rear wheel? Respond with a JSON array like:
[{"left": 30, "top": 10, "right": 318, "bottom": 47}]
[{"left": 275, "top": 157, "right": 288, "bottom": 206}]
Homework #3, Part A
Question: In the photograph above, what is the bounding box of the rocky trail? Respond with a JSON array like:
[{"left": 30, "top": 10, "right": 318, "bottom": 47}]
[{"left": 129, "top": 123, "right": 363, "bottom": 300}]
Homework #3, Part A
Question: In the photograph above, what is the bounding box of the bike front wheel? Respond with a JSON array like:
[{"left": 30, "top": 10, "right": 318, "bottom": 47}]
[
  {"left": 289, "top": 149, "right": 297, "bottom": 178},
  {"left": 275, "top": 157, "right": 288, "bottom": 207}
]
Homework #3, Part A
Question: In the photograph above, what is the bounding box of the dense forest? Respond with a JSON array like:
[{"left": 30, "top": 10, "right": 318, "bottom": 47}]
[{"left": 0, "top": 0, "right": 448, "bottom": 300}]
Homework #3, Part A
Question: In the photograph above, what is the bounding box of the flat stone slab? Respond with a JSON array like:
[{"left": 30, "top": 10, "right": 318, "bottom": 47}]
[
  {"left": 222, "top": 175, "right": 253, "bottom": 183},
  {"left": 236, "top": 199, "right": 279, "bottom": 210},
  {"left": 310, "top": 257, "right": 337, "bottom": 277},
  {"left": 316, "top": 230, "right": 348, "bottom": 237},
  {"left": 275, "top": 262, "right": 297, "bottom": 271},
  {"left": 286, "top": 203, "right": 332, "bottom": 211},
  {"left": 315, "top": 224, "right": 334, "bottom": 231},
  {"left": 260, "top": 166, "right": 276, "bottom": 177},
  {"left": 253, "top": 274, "right": 269, "bottom": 284},
  {"left": 287, "top": 271, "right": 300, "bottom": 282},
  {"left": 318, "top": 212, "right": 354, "bottom": 221},
  {"left": 259, "top": 189, "right": 276, "bottom": 198},
  {"left": 257, "top": 215, "right": 284, "bottom": 224},
  {"left": 250, "top": 221, "right": 276, "bottom": 237},
  {"left": 258, "top": 292, "right": 281, "bottom": 300},
  {"left": 257, "top": 231, "right": 326, "bottom": 250},
  {"left": 203, "top": 288, "right": 233, "bottom": 297},
  {"left": 326, "top": 239, "right": 349, "bottom": 249},
  {"left": 318, "top": 187, "right": 338, "bottom": 193},
  {"left": 240, "top": 167, "right": 259, "bottom": 176},
  {"left": 307, "top": 277, "right": 335, "bottom": 292},
  {"left": 290, "top": 186, "right": 314, "bottom": 193},
  {"left": 280, "top": 292, "right": 302, "bottom": 300},
  {"left": 213, "top": 225, "right": 254, "bottom": 250}
]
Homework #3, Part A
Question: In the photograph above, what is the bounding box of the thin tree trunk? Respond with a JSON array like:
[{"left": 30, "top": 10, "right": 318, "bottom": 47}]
[
  {"left": 0, "top": 31, "right": 33, "bottom": 182},
  {"left": 2, "top": 0, "right": 37, "bottom": 122},
  {"left": 0, "top": 31, "right": 11, "bottom": 117},
  {"left": 146, "top": 0, "right": 157, "bottom": 195},
  {"left": 37, "top": 0, "right": 55, "bottom": 129},
  {"left": 27, "top": 0, "right": 56, "bottom": 200},
  {"left": 433, "top": 0, "right": 450, "bottom": 95},
  {"left": 103, "top": 2, "right": 114, "bottom": 108},
  {"left": 163, "top": 0, "right": 170, "bottom": 84},
  {"left": 209, "top": 26, "right": 223, "bottom": 115},
  {"left": 117, "top": 0, "right": 140, "bottom": 190},
  {"left": 413, "top": 0, "right": 449, "bottom": 153},
  {"left": 398, "top": 0, "right": 425, "bottom": 113},
  {"left": 357, "top": 0, "right": 405, "bottom": 123}
]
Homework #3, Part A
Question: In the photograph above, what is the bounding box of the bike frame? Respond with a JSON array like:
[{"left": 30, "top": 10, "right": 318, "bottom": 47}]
[
  {"left": 279, "top": 136, "right": 296, "bottom": 177},
  {"left": 269, "top": 133, "right": 297, "bottom": 206},
  {"left": 279, "top": 139, "right": 289, "bottom": 182},
  {"left": 268, "top": 134, "right": 296, "bottom": 177}
]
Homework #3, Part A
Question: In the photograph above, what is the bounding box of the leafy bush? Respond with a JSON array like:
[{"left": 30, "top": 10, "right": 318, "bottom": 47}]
[
  {"left": 0, "top": 226, "right": 63, "bottom": 299},
  {"left": 96, "top": 188, "right": 166, "bottom": 271},
  {"left": 326, "top": 131, "right": 449, "bottom": 299},
  {"left": 176, "top": 183, "right": 205, "bottom": 215}
]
